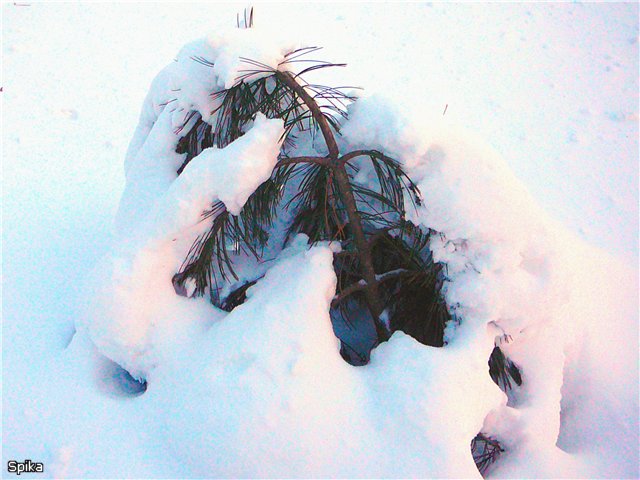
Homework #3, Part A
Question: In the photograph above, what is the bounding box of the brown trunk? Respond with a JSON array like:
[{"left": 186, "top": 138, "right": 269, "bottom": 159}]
[{"left": 276, "top": 70, "right": 389, "bottom": 341}]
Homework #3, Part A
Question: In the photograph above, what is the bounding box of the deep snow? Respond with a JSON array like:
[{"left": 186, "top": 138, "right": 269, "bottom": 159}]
[{"left": 2, "top": 3, "right": 638, "bottom": 479}]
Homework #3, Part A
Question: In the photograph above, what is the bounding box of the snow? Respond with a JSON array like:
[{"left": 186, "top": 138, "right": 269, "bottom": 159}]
[
  {"left": 109, "top": 237, "right": 502, "bottom": 478},
  {"left": 170, "top": 113, "right": 283, "bottom": 218},
  {"left": 3, "top": 2, "right": 638, "bottom": 479},
  {"left": 141, "top": 29, "right": 295, "bottom": 127},
  {"left": 206, "top": 28, "right": 298, "bottom": 90},
  {"left": 343, "top": 93, "right": 638, "bottom": 478},
  {"left": 81, "top": 111, "right": 284, "bottom": 380}
]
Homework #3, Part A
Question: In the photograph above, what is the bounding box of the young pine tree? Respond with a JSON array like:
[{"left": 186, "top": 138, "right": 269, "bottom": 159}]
[
  {"left": 168, "top": 12, "right": 523, "bottom": 476},
  {"left": 169, "top": 12, "right": 522, "bottom": 388},
  {"left": 169, "top": 41, "right": 449, "bottom": 364}
]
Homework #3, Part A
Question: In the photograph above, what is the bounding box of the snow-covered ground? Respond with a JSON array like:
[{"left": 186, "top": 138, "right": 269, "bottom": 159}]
[{"left": 2, "top": 3, "right": 638, "bottom": 478}]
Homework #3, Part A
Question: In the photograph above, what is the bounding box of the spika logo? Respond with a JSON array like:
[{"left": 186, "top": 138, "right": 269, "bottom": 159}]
[{"left": 7, "top": 460, "right": 44, "bottom": 475}]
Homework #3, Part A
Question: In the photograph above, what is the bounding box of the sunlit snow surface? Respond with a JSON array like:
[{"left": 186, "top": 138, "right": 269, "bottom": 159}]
[{"left": 2, "top": 3, "right": 638, "bottom": 479}]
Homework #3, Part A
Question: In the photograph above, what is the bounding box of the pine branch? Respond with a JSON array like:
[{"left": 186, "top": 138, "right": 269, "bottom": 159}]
[{"left": 488, "top": 345, "right": 522, "bottom": 392}]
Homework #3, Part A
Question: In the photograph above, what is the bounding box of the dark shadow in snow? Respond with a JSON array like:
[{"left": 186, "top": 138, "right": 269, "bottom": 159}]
[
  {"left": 330, "top": 298, "right": 378, "bottom": 366},
  {"left": 95, "top": 356, "right": 147, "bottom": 398},
  {"left": 63, "top": 326, "right": 76, "bottom": 349}
]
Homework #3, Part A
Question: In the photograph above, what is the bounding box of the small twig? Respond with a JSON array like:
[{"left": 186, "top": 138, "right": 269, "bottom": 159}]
[
  {"left": 331, "top": 268, "right": 412, "bottom": 308},
  {"left": 375, "top": 268, "right": 410, "bottom": 282}
]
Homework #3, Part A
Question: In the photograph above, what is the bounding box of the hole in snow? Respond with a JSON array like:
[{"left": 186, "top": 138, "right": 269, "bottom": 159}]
[
  {"left": 220, "top": 279, "right": 259, "bottom": 312},
  {"left": 95, "top": 357, "right": 147, "bottom": 398}
]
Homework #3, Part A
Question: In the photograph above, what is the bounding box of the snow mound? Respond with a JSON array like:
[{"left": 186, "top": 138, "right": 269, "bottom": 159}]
[
  {"left": 147, "top": 238, "right": 501, "bottom": 478},
  {"left": 76, "top": 34, "right": 637, "bottom": 478},
  {"left": 343, "top": 94, "right": 638, "bottom": 478}
]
